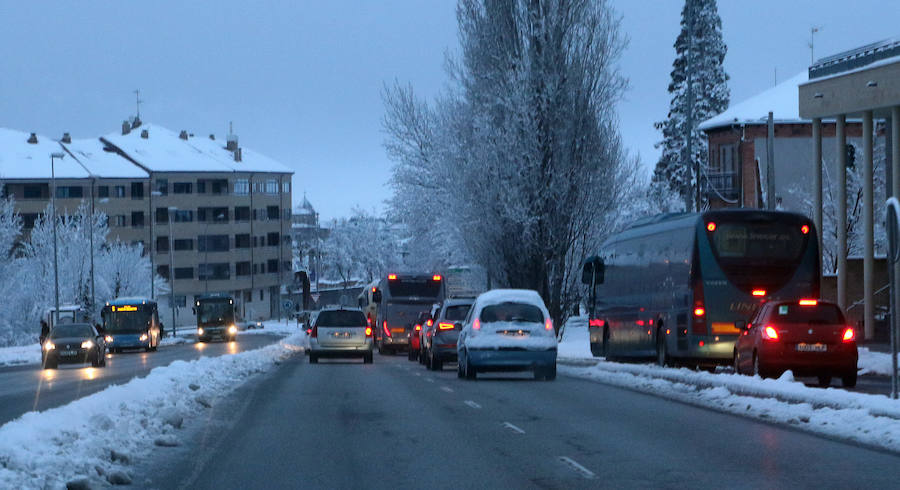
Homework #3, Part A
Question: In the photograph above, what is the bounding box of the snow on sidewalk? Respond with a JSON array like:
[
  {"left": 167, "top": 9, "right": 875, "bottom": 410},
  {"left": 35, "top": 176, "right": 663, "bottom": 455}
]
[{"left": 0, "top": 332, "right": 305, "bottom": 489}]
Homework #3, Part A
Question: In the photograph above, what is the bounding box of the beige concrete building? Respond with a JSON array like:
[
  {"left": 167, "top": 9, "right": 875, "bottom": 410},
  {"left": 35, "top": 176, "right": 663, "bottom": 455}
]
[{"left": 0, "top": 122, "right": 294, "bottom": 327}]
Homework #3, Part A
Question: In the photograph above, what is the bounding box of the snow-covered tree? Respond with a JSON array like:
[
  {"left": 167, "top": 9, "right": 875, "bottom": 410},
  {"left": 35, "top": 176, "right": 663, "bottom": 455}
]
[
  {"left": 320, "top": 208, "right": 400, "bottom": 286},
  {"left": 653, "top": 0, "right": 730, "bottom": 210}
]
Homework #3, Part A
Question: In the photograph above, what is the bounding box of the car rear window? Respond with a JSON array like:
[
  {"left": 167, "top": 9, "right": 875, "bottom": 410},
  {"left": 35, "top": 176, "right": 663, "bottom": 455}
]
[
  {"left": 444, "top": 305, "right": 471, "bottom": 321},
  {"left": 480, "top": 303, "right": 543, "bottom": 324},
  {"left": 770, "top": 303, "right": 845, "bottom": 324},
  {"left": 316, "top": 310, "right": 367, "bottom": 327}
]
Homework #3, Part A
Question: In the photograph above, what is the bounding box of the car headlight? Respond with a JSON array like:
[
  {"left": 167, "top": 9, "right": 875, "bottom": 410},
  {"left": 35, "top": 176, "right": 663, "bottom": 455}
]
[
  {"left": 198, "top": 328, "right": 205, "bottom": 336},
  {"left": 139, "top": 333, "right": 149, "bottom": 341},
  {"left": 43, "top": 341, "right": 56, "bottom": 351},
  {"left": 81, "top": 340, "right": 94, "bottom": 349},
  {"left": 228, "top": 325, "right": 237, "bottom": 334},
  {"left": 104, "top": 335, "right": 113, "bottom": 343}
]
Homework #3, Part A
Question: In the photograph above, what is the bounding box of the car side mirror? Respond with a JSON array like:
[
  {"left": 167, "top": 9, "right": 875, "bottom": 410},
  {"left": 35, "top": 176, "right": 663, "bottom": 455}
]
[
  {"left": 372, "top": 290, "right": 382, "bottom": 303},
  {"left": 581, "top": 257, "right": 605, "bottom": 285},
  {"left": 454, "top": 322, "right": 462, "bottom": 330},
  {"left": 735, "top": 320, "right": 747, "bottom": 331},
  {"left": 192, "top": 307, "right": 196, "bottom": 315}
]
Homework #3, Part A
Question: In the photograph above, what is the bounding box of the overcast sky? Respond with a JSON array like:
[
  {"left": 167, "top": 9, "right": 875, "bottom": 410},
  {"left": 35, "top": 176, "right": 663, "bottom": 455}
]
[{"left": 0, "top": 1, "right": 896, "bottom": 220}]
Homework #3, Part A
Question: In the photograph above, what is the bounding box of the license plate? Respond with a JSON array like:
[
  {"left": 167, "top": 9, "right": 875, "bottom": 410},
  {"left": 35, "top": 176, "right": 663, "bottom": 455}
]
[
  {"left": 60, "top": 350, "right": 78, "bottom": 356},
  {"left": 391, "top": 328, "right": 405, "bottom": 333},
  {"left": 501, "top": 330, "right": 529, "bottom": 337},
  {"left": 333, "top": 332, "right": 350, "bottom": 337},
  {"left": 796, "top": 343, "right": 827, "bottom": 352}
]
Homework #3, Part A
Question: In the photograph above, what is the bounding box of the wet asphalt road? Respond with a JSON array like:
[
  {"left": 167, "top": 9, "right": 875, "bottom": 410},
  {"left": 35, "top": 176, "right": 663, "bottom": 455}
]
[
  {"left": 149, "top": 351, "right": 900, "bottom": 489},
  {"left": 0, "top": 333, "right": 283, "bottom": 427}
]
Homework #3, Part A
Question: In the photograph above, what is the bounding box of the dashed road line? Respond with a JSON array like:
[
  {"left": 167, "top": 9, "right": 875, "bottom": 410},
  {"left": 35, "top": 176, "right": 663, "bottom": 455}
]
[
  {"left": 464, "top": 400, "right": 482, "bottom": 409},
  {"left": 558, "top": 456, "right": 595, "bottom": 479},
  {"left": 414, "top": 372, "right": 422, "bottom": 377},
  {"left": 424, "top": 377, "right": 435, "bottom": 383},
  {"left": 502, "top": 422, "right": 525, "bottom": 434},
  {"left": 440, "top": 386, "right": 454, "bottom": 393}
]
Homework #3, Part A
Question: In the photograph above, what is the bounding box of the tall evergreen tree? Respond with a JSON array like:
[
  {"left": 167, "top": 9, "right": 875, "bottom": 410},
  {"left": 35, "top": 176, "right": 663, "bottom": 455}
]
[{"left": 653, "top": 0, "right": 730, "bottom": 211}]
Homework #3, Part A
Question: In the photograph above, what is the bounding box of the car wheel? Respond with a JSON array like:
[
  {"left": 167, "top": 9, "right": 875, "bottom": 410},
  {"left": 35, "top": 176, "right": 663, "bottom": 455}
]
[
  {"left": 842, "top": 370, "right": 857, "bottom": 388},
  {"left": 432, "top": 355, "right": 443, "bottom": 371},
  {"left": 534, "top": 365, "right": 556, "bottom": 381},
  {"left": 91, "top": 353, "right": 101, "bottom": 367},
  {"left": 751, "top": 351, "right": 765, "bottom": 378},
  {"left": 656, "top": 330, "right": 668, "bottom": 367},
  {"left": 817, "top": 375, "right": 832, "bottom": 387},
  {"left": 408, "top": 347, "right": 416, "bottom": 361},
  {"left": 364, "top": 352, "right": 373, "bottom": 364},
  {"left": 100, "top": 354, "right": 107, "bottom": 367},
  {"left": 457, "top": 356, "right": 464, "bottom": 378},
  {"left": 733, "top": 350, "right": 741, "bottom": 375},
  {"left": 310, "top": 354, "right": 318, "bottom": 364},
  {"left": 43, "top": 359, "right": 57, "bottom": 370},
  {"left": 464, "top": 351, "right": 477, "bottom": 380}
]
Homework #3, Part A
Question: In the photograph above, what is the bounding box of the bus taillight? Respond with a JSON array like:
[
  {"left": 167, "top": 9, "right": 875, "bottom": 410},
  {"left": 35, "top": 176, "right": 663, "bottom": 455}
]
[
  {"left": 801, "top": 225, "right": 810, "bottom": 235},
  {"left": 752, "top": 289, "right": 766, "bottom": 297},
  {"left": 383, "top": 321, "right": 391, "bottom": 337},
  {"left": 693, "top": 307, "right": 705, "bottom": 317},
  {"left": 589, "top": 318, "right": 605, "bottom": 328},
  {"left": 706, "top": 222, "right": 716, "bottom": 232}
]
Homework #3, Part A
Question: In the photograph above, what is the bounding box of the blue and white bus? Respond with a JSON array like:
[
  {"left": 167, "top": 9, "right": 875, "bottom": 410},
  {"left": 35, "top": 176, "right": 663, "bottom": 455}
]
[{"left": 101, "top": 297, "right": 161, "bottom": 353}]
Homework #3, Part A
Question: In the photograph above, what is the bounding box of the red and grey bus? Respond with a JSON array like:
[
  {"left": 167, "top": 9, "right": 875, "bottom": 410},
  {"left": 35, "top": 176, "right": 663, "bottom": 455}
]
[{"left": 581, "top": 209, "right": 820, "bottom": 367}]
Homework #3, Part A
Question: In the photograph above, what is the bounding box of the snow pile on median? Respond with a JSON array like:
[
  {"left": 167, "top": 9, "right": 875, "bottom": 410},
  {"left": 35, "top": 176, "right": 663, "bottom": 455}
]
[
  {"left": 560, "top": 361, "right": 900, "bottom": 453},
  {"left": 0, "top": 344, "right": 41, "bottom": 367},
  {"left": 0, "top": 332, "right": 305, "bottom": 489}
]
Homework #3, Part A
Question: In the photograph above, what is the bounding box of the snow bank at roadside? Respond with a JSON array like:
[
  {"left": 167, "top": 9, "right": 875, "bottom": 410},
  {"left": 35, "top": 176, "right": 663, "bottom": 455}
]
[
  {"left": 557, "top": 315, "right": 591, "bottom": 359},
  {"left": 857, "top": 347, "right": 900, "bottom": 376},
  {"left": 561, "top": 361, "right": 900, "bottom": 453},
  {"left": 0, "top": 345, "right": 41, "bottom": 367},
  {"left": 0, "top": 332, "right": 305, "bottom": 489}
]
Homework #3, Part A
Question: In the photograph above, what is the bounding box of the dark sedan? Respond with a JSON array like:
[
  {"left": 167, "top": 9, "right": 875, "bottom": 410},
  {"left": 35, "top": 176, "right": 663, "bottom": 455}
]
[{"left": 42, "top": 323, "right": 108, "bottom": 369}]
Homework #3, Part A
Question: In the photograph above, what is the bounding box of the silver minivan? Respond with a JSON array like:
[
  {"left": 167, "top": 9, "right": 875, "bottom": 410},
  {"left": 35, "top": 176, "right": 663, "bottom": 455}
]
[{"left": 309, "top": 308, "right": 374, "bottom": 363}]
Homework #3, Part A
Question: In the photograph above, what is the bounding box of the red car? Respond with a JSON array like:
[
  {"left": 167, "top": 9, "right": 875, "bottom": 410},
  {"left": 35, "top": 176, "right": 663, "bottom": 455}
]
[
  {"left": 407, "top": 312, "right": 431, "bottom": 361},
  {"left": 734, "top": 299, "right": 858, "bottom": 387}
]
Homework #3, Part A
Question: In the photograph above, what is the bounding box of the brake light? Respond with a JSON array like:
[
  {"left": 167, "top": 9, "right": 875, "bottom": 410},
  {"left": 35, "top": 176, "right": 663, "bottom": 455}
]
[
  {"left": 473, "top": 318, "right": 481, "bottom": 330},
  {"left": 438, "top": 322, "right": 454, "bottom": 330},
  {"left": 371, "top": 286, "right": 376, "bottom": 293},
  {"left": 693, "top": 307, "right": 705, "bottom": 317},
  {"left": 388, "top": 274, "right": 397, "bottom": 280},
  {"left": 367, "top": 317, "right": 372, "bottom": 327},
  {"left": 706, "top": 222, "right": 716, "bottom": 232},
  {"left": 310, "top": 326, "right": 317, "bottom": 338},
  {"left": 365, "top": 326, "right": 373, "bottom": 337},
  {"left": 635, "top": 320, "right": 645, "bottom": 326},
  {"left": 545, "top": 318, "right": 553, "bottom": 331},
  {"left": 426, "top": 319, "right": 433, "bottom": 327},
  {"left": 383, "top": 321, "right": 391, "bottom": 338},
  {"left": 842, "top": 327, "right": 855, "bottom": 342},
  {"left": 415, "top": 324, "right": 422, "bottom": 331},
  {"left": 801, "top": 224, "right": 810, "bottom": 235},
  {"left": 799, "top": 299, "right": 818, "bottom": 306},
  {"left": 763, "top": 325, "right": 779, "bottom": 341},
  {"left": 752, "top": 289, "right": 766, "bottom": 297},
  {"left": 589, "top": 318, "right": 605, "bottom": 327},
  {"left": 432, "top": 275, "right": 442, "bottom": 281}
]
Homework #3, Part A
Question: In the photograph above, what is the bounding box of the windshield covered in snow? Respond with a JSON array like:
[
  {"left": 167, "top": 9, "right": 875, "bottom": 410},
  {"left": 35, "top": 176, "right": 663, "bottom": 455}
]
[
  {"left": 198, "top": 300, "right": 234, "bottom": 326},
  {"left": 480, "top": 303, "right": 544, "bottom": 324}
]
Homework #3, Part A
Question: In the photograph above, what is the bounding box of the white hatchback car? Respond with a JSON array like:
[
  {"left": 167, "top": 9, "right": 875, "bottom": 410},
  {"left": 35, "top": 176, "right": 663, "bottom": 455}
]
[
  {"left": 308, "top": 308, "right": 374, "bottom": 363},
  {"left": 457, "top": 289, "right": 557, "bottom": 380}
]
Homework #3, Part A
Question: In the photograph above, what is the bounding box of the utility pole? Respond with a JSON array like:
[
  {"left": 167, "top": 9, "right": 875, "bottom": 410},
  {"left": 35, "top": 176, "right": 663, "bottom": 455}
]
[
  {"left": 134, "top": 89, "right": 142, "bottom": 120},
  {"left": 808, "top": 27, "right": 820, "bottom": 65}
]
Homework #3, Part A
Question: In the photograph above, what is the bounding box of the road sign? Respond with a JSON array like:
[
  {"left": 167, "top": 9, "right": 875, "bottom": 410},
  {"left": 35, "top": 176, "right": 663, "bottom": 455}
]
[
  {"left": 282, "top": 300, "right": 293, "bottom": 311},
  {"left": 311, "top": 293, "right": 320, "bottom": 303}
]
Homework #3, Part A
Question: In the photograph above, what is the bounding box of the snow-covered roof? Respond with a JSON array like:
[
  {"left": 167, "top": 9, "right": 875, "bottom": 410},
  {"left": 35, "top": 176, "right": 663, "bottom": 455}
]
[
  {"left": 101, "top": 123, "right": 293, "bottom": 174},
  {"left": 699, "top": 72, "right": 809, "bottom": 131},
  {"left": 61, "top": 138, "right": 148, "bottom": 178},
  {"left": 0, "top": 128, "right": 91, "bottom": 179}
]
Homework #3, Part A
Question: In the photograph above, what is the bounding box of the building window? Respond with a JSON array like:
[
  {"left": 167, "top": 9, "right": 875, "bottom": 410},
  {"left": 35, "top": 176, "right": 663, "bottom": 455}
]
[
  {"left": 131, "top": 182, "right": 144, "bottom": 200},
  {"left": 267, "top": 206, "right": 280, "bottom": 220},
  {"left": 259, "top": 289, "right": 264, "bottom": 301},
  {"left": 282, "top": 181, "right": 290, "bottom": 193},
  {"left": 267, "top": 259, "right": 279, "bottom": 273},
  {"left": 155, "top": 207, "right": 169, "bottom": 224},
  {"left": 115, "top": 215, "right": 126, "bottom": 227},
  {"left": 174, "top": 267, "right": 194, "bottom": 280},
  {"left": 236, "top": 261, "right": 251, "bottom": 276},
  {"left": 174, "top": 239, "right": 194, "bottom": 251},
  {"left": 173, "top": 210, "right": 194, "bottom": 222},
  {"left": 98, "top": 186, "right": 109, "bottom": 198},
  {"left": 211, "top": 180, "right": 228, "bottom": 195},
  {"left": 156, "top": 236, "right": 169, "bottom": 253},
  {"left": 114, "top": 186, "right": 126, "bottom": 198},
  {"left": 235, "top": 234, "right": 251, "bottom": 248},
  {"left": 234, "top": 179, "right": 249, "bottom": 195},
  {"left": 169, "top": 295, "right": 187, "bottom": 308},
  {"left": 234, "top": 206, "right": 250, "bottom": 221},
  {"left": 23, "top": 184, "right": 47, "bottom": 199},
  {"left": 55, "top": 186, "right": 84, "bottom": 199},
  {"left": 157, "top": 265, "right": 170, "bottom": 280},
  {"left": 198, "top": 263, "right": 230, "bottom": 281},
  {"left": 198, "top": 207, "right": 229, "bottom": 223},
  {"left": 155, "top": 179, "right": 168, "bottom": 196},
  {"left": 173, "top": 182, "right": 192, "bottom": 194},
  {"left": 244, "top": 291, "right": 252, "bottom": 303},
  {"left": 198, "top": 235, "right": 230, "bottom": 252},
  {"left": 197, "top": 181, "right": 206, "bottom": 194},
  {"left": 265, "top": 180, "right": 277, "bottom": 194},
  {"left": 131, "top": 211, "right": 145, "bottom": 228},
  {"left": 22, "top": 213, "right": 40, "bottom": 229},
  {"left": 267, "top": 232, "right": 280, "bottom": 247}
]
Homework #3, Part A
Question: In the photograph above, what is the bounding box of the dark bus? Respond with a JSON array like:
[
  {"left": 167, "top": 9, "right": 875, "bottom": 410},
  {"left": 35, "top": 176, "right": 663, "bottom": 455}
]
[
  {"left": 101, "top": 297, "right": 161, "bottom": 353},
  {"left": 371, "top": 273, "right": 444, "bottom": 355},
  {"left": 194, "top": 294, "right": 237, "bottom": 342},
  {"left": 581, "top": 210, "right": 819, "bottom": 367}
]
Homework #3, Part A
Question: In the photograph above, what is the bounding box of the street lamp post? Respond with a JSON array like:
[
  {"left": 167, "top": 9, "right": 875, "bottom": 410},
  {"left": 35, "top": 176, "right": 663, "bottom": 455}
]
[
  {"left": 168, "top": 206, "right": 177, "bottom": 338},
  {"left": 50, "top": 152, "right": 66, "bottom": 327}
]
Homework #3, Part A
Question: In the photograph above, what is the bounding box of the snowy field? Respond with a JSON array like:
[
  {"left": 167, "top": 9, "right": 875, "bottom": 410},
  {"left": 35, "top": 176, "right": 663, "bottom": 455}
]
[
  {"left": 557, "top": 318, "right": 900, "bottom": 453},
  {"left": 0, "top": 320, "right": 299, "bottom": 367},
  {"left": 0, "top": 332, "right": 306, "bottom": 489}
]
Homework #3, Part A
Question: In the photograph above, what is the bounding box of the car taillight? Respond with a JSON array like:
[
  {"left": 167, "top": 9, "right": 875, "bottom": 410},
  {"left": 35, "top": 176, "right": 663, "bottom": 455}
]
[
  {"left": 588, "top": 318, "right": 605, "bottom": 328},
  {"left": 545, "top": 318, "right": 553, "bottom": 331},
  {"left": 383, "top": 321, "right": 391, "bottom": 338},
  {"left": 473, "top": 318, "right": 481, "bottom": 330},
  {"left": 388, "top": 274, "right": 397, "bottom": 280},
  {"left": 310, "top": 326, "right": 317, "bottom": 338},
  {"left": 415, "top": 324, "right": 422, "bottom": 331},
  {"left": 432, "top": 275, "right": 442, "bottom": 281},
  {"left": 693, "top": 307, "right": 705, "bottom": 317},
  {"left": 365, "top": 326, "right": 373, "bottom": 337},
  {"left": 426, "top": 319, "right": 433, "bottom": 327},
  {"left": 438, "top": 322, "right": 454, "bottom": 330},
  {"left": 842, "top": 327, "right": 855, "bottom": 342},
  {"left": 762, "top": 325, "right": 779, "bottom": 341}
]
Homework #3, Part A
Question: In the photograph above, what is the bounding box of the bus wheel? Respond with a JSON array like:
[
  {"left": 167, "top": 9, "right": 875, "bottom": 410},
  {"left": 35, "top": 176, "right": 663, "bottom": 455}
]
[{"left": 656, "top": 330, "right": 668, "bottom": 367}]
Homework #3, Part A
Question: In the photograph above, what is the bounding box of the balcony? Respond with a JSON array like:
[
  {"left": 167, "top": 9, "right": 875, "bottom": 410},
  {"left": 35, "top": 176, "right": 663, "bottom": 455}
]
[{"left": 706, "top": 172, "right": 740, "bottom": 202}]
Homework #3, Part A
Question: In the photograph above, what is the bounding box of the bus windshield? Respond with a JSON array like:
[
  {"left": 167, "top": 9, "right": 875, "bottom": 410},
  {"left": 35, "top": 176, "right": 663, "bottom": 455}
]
[
  {"left": 106, "top": 310, "right": 152, "bottom": 333},
  {"left": 198, "top": 300, "right": 234, "bottom": 326}
]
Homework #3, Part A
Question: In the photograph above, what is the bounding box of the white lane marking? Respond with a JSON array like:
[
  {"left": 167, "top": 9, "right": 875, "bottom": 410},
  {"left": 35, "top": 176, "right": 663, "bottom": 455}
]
[
  {"left": 464, "top": 400, "right": 481, "bottom": 409},
  {"left": 558, "top": 456, "right": 595, "bottom": 479},
  {"left": 502, "top": 422, "right": 525, "bottom": 434},
  {"left": 424, "top": 377, "right": 435, "bottom": 383},
  {"left": 414, "top": 372, "right": 422, "bottom": 377},
  {"left": 440, "top": 386, "right": 454, "bottom": 393}
]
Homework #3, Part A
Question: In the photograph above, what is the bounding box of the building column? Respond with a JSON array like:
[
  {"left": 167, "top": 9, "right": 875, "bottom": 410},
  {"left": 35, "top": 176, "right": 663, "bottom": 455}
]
[
  {"left": 812, "top": 118, "right": 823, "bottom": 275},
  {"left": 894, "top": 106, "right": 900, "bottom": 204},
  {"left": 837, "top": 115, "right": 848, "bottom": 311},
  {"left": 863, "top": 111, "right": 874, "bottom": 340}
]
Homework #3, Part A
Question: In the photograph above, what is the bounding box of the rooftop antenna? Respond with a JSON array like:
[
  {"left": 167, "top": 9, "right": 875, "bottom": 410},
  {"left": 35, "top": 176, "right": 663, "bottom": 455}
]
[
  {"left": 134, "top": 89, "right": 143, "bottom": 119},
  {"left": 808, "top": 26, "right": 821, "bottom": 65}
]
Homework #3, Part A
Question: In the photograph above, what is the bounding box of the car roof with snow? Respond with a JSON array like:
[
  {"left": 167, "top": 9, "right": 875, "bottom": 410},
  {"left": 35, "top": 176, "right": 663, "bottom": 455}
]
[{"left": 474, "top": 289, "right": 548, "bottom": 310}]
